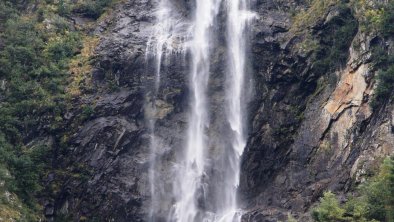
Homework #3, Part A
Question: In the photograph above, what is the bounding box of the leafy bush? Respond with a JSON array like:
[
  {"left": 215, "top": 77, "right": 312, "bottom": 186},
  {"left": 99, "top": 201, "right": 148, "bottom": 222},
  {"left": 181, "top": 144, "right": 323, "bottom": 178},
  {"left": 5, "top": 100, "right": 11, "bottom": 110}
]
[
  {"left": 57, "top": 0, "right": 71, "bottom": 16},
  {"left": 0, "top": 0, "right": 84, "bottom": 218},
  {"left": 80, "top": 105, "right": 95, "bottom": 122},
  {"left": 0, "top": 0, "right": 109, "bottom": 219},
  {"left": 291, "top": 0, "right": 340, "bottom": 32},
  {"left": 312, "top": 191, "right": 347, "bottom": 222},
  {"left": 46, "top": 33, "right": 81, "bottom": 61},
  {"left": 314, "top": 7, "right": 358, "bottom": 74},
  {"left": 366, "top": 0, "right": 394, "bottom": 109},
  {"left": 0, "top": 2, "right": 17, "bottom": 25},
  {"left": 312, "top": 157, "right": 394, "bottom": 222},
  {"left": 379, "top": 1, "right": 394, "bottom": 37},
  {"left": 371, "top": 65, "right": 394, "bottom": 109}
]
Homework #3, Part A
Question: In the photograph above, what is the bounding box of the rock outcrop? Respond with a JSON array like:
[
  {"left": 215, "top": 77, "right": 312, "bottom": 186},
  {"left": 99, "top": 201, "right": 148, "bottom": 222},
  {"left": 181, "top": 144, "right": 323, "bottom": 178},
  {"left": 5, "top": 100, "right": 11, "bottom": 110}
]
[{"left": 48, "top": 0, "right": 394, "bottom": 221}]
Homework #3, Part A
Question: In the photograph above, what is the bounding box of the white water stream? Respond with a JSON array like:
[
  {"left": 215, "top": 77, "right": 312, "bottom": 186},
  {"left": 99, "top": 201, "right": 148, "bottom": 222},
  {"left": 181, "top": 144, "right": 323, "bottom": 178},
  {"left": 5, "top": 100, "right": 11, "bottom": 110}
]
[
  {"left": 221, "top": 0, "right": 255, "bottom": 220},
  {"left": 146, "top": 0, "right": 254, "bottom": 221},
  {"left": 170, "top": 0, "right": 221, "bottom": 221},
  {"left": 146, "top": 0, "right": 186, "bottom": 220}
]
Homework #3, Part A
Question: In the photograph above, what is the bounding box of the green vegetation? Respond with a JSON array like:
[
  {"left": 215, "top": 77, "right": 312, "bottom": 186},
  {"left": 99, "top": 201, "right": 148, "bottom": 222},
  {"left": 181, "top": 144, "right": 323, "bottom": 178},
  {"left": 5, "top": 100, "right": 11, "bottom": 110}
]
[
  {"left": 364, "top": 0, "right": 394, "bottom": 109},
  {"left": 68, "top": 35, "right": 99, "bottom": 96},
  {"left": 294, "top": 0, "right": 394, "bottom": 109},
  {"left": 351, "top": 0, "right": 384, "bottom": 32},
  {"left": 0, "top": 1, "right": 80, "bottom": 219},
  {"left": 371, "top": 65, "right": 394, "bottom": 109},
  {"left": 312, "top": 156, "right": 394, "bottom": 222},
  {"left": 346, "top": 0, "right": 394, "bottom": 109},
  {"left": 351, "top": 0, "right": 394, "bottom": 36},
  {"left": 312, "top": 192, "right": 347, "bottom": 221},
  {"left": 311, "top": 9, "right": 358, "bottom": 75},
  {"left": 291, "top": 0, "right": 358, "bottom": 75},
  {"left": 379, "top": 2, "right": 394, "bottom": 37},
  {"left": 80, "top": 105, "right": 95, "bottom": 122},
  {"left": 291, "top": 0, "right": 340, "bottom": 32},
  {"left": 72, "top": 0, "right": 113, "bottom": 19},
  {"left": 0, "top": 0, "right": 115, "bottom": 219}
]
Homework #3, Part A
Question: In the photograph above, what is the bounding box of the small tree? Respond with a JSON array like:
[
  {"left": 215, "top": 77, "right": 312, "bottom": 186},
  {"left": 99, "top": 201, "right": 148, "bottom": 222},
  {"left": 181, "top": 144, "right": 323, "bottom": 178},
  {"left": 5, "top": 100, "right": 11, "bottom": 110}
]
[
  {"left": 385, "top": 157, "right": 394, "bottom": 221},
  {"left": 312, "top": 191, "right": 346, "bottom": 222},
  {"left": 371, "top": 66, "right": 394, "bottom": 109},
  {"left": 312, "top": 157, "right": 394, "bottom": 222}
]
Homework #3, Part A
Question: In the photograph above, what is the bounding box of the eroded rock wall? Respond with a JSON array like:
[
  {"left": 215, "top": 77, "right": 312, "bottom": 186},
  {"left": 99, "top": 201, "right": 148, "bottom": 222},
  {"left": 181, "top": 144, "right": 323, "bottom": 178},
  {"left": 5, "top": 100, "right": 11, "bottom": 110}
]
[
  {"left": 49, "top": 0, "right": 394, "bottom": 221},
  {"left": 240, "top": 1, "right": 394, "bottom": 221}
]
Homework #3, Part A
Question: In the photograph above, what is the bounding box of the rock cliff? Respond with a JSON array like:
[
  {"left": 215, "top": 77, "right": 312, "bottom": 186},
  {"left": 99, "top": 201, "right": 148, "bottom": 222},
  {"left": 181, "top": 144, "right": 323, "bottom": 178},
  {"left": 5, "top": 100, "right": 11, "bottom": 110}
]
[{"left": 41, "top": 0, "right": 394, "bottom": 221}]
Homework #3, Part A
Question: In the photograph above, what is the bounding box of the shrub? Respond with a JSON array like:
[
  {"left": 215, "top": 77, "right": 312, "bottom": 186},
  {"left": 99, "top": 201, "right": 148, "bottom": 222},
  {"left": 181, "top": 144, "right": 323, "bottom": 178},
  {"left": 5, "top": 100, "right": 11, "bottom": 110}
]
[
  {"left": 311, "top": 5, "right": 358, "bottom": 76},
  {"left": 388, "top": 159, "right": 394, "bottom": 221},
  {"left": 0, "top": 2, "right": 17, "bottom": 24},
  {"left": 366, "top": 0, "right": 394, "bottom": 109},
  {"left": 80, "top": 105, "right": 95, "bottom": 122},
  {"left": 312, "top": 191, "right": 346, "bottom": 222},
  {"left": 0, "top": 0, "right": 85, "bottom": 217},
  {"left": 312, "top": 157, "right": 394, "bottom": 222},
  {"left": 371, "top": 66, "right": 394, "bottom": 109},
  {"left": 57, "top": 0, "right": 71, "bottom": 16},
  {"left": 380, "top": 1, "right": 394, "bottom": 37}
]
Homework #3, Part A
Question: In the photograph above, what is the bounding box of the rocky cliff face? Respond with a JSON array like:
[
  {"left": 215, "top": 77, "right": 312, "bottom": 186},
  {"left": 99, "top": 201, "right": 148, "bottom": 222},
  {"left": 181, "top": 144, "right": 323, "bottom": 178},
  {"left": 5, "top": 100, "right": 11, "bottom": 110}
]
[
  {"left": 239, "top": 1, "right": 394, "bottom": 221},
  {"left": 48, "top": 0, "right": 394, "bottom": 221}
]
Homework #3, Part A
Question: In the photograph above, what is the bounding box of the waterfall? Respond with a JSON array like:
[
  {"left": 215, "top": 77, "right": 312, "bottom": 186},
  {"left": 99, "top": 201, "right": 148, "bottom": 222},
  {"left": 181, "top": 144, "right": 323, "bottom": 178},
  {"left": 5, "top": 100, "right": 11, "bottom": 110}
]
[
  {"left": 147, "top": 0, "right": 254, "bottom": 221},
  {"left": 171, "top": 0, "right": 222, "bottom": 220},
  {"left": 219, "top": 0, "right": 255, "bottom": 221},
  {"left": 146, "top": 0, "right": 187, "bottom": 220}
]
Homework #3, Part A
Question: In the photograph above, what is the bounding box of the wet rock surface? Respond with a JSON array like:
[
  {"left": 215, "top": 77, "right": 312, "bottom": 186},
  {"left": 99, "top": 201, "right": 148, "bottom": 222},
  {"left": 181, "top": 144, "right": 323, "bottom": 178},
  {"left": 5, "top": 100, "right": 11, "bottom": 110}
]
[{"left": 50, "top": 0, "right": 394, "bottom": 221}]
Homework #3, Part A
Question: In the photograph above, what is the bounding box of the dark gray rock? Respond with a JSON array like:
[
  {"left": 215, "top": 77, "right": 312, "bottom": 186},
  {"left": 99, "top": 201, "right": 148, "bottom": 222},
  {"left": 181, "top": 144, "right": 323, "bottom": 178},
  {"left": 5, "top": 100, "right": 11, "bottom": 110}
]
[{"left": 50, "top": 0, "right": 394, "bottom": 221}]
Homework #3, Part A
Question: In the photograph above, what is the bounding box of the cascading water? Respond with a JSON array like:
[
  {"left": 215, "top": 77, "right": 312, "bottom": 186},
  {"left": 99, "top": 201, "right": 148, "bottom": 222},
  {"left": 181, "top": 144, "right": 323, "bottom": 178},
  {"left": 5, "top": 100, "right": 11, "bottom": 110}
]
[
  {"left": 146, "top": 0, "right": 187, "bottom": 220},
  {"left": 147, "top": 0, "right": 254, "bottom": 221},
  {"left": 218, "top": 0, "right": 255, "bottom": 221},
  {"left": 146, "top": 0, "right": 186, "bottom": 86},
  {"left": 171, "top": 0, "right": 222, "bottom": 220}
]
